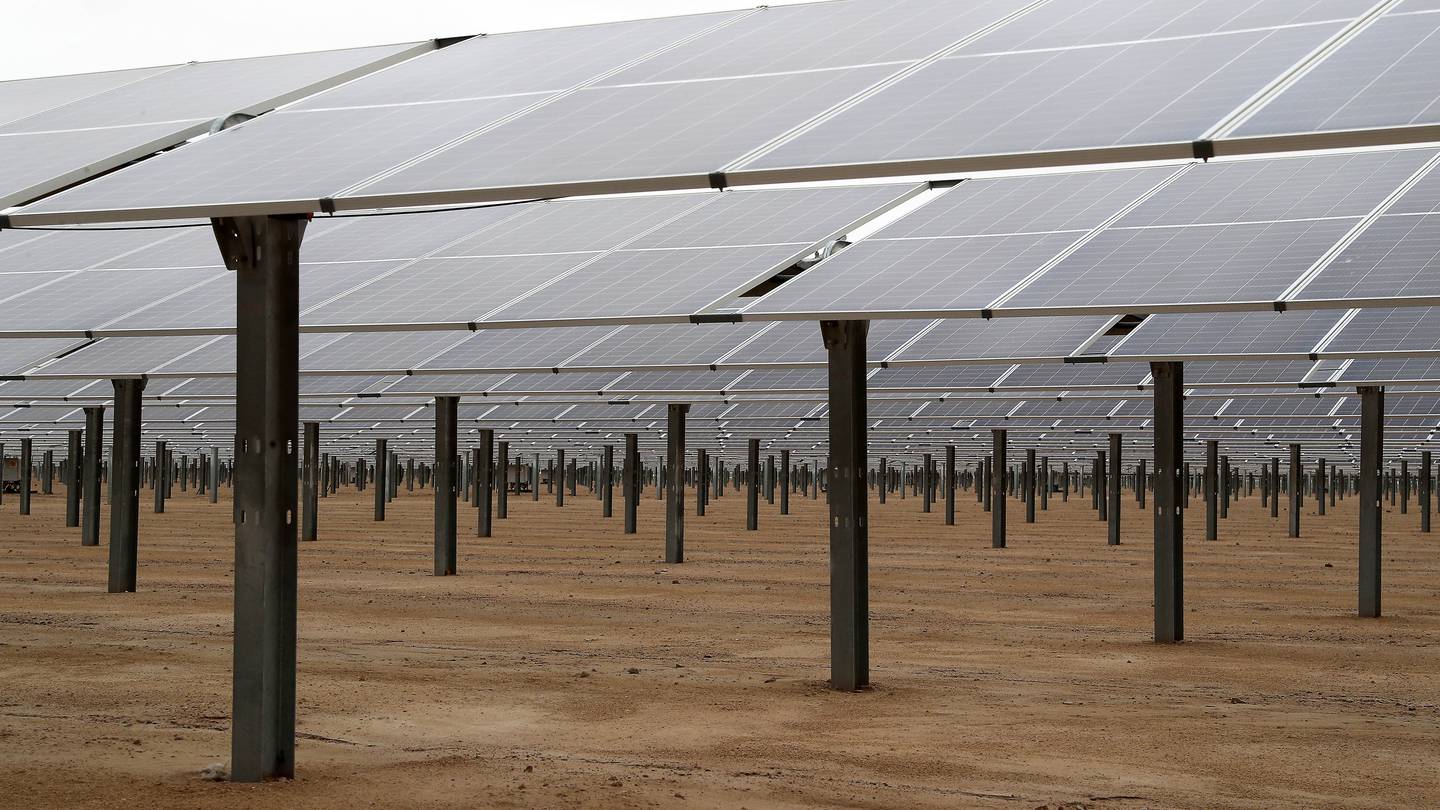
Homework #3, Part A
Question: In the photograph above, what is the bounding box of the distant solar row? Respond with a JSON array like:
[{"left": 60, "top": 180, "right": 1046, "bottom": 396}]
[
  {"left": 0, "top": 42, "right": 431, "bottom": 209},
  {"left": 12, "top": 0, "right": 1440, "bottom": 225}
]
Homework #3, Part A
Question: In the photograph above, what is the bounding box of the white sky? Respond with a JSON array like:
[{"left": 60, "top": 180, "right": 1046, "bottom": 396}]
[{"left": 2, "top": 0, "right": 816, "bottom": 81}]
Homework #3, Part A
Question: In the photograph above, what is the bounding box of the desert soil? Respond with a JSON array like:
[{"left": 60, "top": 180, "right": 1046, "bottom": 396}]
[{"left": 1, "top": 479, "right": 1437, "bottom": 809}]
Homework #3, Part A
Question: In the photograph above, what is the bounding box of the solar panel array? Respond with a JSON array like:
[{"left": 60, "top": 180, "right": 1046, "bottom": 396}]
[
  {"left": 14, "top": 0, "right": 1440, "bottom": 226},
  {"left": 0, "top": 43, "right": 429, "bottom": 209}
]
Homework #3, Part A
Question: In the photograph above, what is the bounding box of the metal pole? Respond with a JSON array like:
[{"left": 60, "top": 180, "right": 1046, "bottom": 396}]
[
  {"left": 746, "top": 438, "right": 759, "bottom": 531},
  {"left": 19, "top": 438, "right": 33, "bottom": 516},
  {"left": 1205, "top": 440, "right": 1218, "bottom": 541},
  {"left": 1422, "top": 450, "right": 1432, "bottom": 533},
  {"left": 780, "top": 448, "right": 791, "bottom": 516},
  {"left": 1289, "top": 444, "right": 1302, "bottom": 538},
  {"left": 624, "top": 434, "right": 638, "bottom": 534},
  {"left": 666, "top": 404, "right": 687, "bottom": 564},
  {"left": 81, "top": 405, "right": 104, "bottom": 547},
  {"left": 555, "top": 449, "right": 565, "bottom": 507},
  {"left": 107, "top": 379, "right": 144, "bottom": 592},
  {"left": 822, "top": 320, "right": 868, "bottom": 692},
  {"left": 944, "top": 446, "right": 956, "bottom": 526},
  {"left": 602, "top": 445, "right": 614, "bottom": 518},
  {"left": 1108, "top": 433, "right": 1121, "bottom": 546},
  {"left": 373, "top": 439, "right": 387, "bottom": 521},
  {"left": 497, "top": 441, "right": 508, "bottom": 519},
  {"left": 1151, "top": 362, "right": 1184, "bottom": 643},
  {"left": 1271, "top": 457, "right": 1281, "bottom": 519},
  {"left": 215, "top": 214, "right": 304, "bottom": 782},
  {"left": 477, "top": 430, "right": 493, "bottom": 538},
  {"left": 66, "top": 430, "right": 81, "bottom": 527},
  {"left": 992, "top": 430, "right": 1006, "bottom": 549},
  {"left": 1025, "top": 448, "right": 1036, "bottom": 524},
  {"left": 1359, "top": 387, "right": 1383, "bottom": 618},
  {"left": 211, "top": 447, "right": 220, "bottom": 504},
  {"left": 302, "top": 423, "right": 318, "bottom": 541},
  {"left": 434, "top": 396, "right": 458, "bottom": 576}
]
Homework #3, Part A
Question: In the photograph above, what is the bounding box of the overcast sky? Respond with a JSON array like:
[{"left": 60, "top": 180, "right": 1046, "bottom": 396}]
[{"left": 3, "top": 0, "right": 816, "bottom": 81}]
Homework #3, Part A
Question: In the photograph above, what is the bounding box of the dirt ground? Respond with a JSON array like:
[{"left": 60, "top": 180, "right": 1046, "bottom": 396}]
[{"left": 0, "top": 476, "right": 1436, "bottom": 809}]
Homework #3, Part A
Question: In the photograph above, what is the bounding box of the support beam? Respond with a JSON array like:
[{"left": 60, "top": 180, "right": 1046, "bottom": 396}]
[
  {"left": 1151, "top": 362, "right": 1184, "bottom": 643},
  {"left": 214, "top": 214, "right": 305, "bottom": 782},
  {"left": 497, "top": 441, "right": 508, "bottom": 520},
  {"left": 665, "top": 404, "right": 687, "bottom": 564},
  {"left": 373, "top": 439, "right": 387, "bottom": 521},
  {"left": 107, "top": 379, "right": 144, "bottom": 593},
  {"left": 1025, "top": 448, "right": 1036, "bottom": 524},
  {"left": 19, "top": 438, "right": 33, "bottom": 516},
  {"left": 555, "top": 449, "right": 565, "bottom": 507},
  {"left": 780, "top": 448, "right": 791, "bottom": 516},
  {"left": 1359, "top": 387, "right": 1383, "bottom": 618},
  {"left": 822, "top": 320, "right": 868, "bottom": 692},
  {"left": 602, "top": 445, "right": 614, "bottom": 518},
  {"left": 1422, "top": 450, "right": 1432, "bottom": 534},
  {"left": 210, "top": 447, "right": 220, "bottom": 505}
]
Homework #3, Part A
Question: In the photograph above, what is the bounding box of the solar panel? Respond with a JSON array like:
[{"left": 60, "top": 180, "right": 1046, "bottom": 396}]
[
  {"left": 744, "top": 22, "right": 1345, "bottom": 173},
  {"left": 893, "top": 316, "right": 1111, "bottom": 362},
  {"left": 744, "top": 233, "right": 1082, "bottom": 317},
  {"left": 1339, "top": 357, "right": 1440, "bottom": 384},
  {"left": 24, "top": 335, "right": 215, "bottom": 377},
  {"left": 996, "top": 362, "right": 1151, "bottom": 389},
  {"left": 1110, "top": 310, "right": 1347, "bottom": 357},
  {"left": 0, "top": 338, "right": 89, "bottom": 375},
  {"left": 1185, "top": 359, "right": 1319, "bottom": 385},
  {"left": 1231, "top": 9, "right": 1440, "bottom": 138},
  {"left": 601, "top": 370, "right": 749, "bottom": 392},
  {"left": 0, "top": 43, "right": 428, "bottom": 209},
  {"left": 949, "top": 0, "right": 1373, "bottom": 52},
  {"left": 302, "top": 255, "right": 595, "bottom": 328},
  {"left": 415, "top": 327, "right": 620, "bottom": 372},
  {"left": 867, "top": 366, "right": 1008, "bottom": 390},
  {"left": 563, "top": 323, "right": 767, "bottom": 369},
  {"left": 0, "top": 268, "right": 226, "bottom": 334},
  {"left": 1291, "top": 213, "right": 1440, "bottom": 301},
  {"left": 433, "top": 195, "right": 710, "bottom": 256},
  {"left": 298, "top": 331, "right": 475, "bottom": 372},
  {"left": 359, "top": 66, "right": 897, "bottom": 199},
  {"left": 1324, "top": 307, "right": 1440, "bottom": 353},
  {"left": 0, "top": 65, "right": 171, "bottom": 127},
  {"left": 485, "top": 245, "right": 809, "bottom": 324},
  {"left": 720, "top": 319, "right": 933, "bottom": 365},
  {"left": 999, "top": 219, "right": 1355, "bottom": 311},
  {"left": 729, "top": 369, "right": 832, "bottom": 391}
]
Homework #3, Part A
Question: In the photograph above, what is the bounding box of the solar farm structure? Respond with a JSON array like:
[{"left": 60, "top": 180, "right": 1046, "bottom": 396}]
[{"left": 2, "top": 0, "right": 1440, "bottom": 804}]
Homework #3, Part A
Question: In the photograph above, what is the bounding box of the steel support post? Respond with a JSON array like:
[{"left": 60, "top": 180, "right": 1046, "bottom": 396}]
[
  {"left": 1041, "top": 456, "right": 1050, "bottom": 511},
  {"left": 666, "top": 404, "right": 687, "bottom": 564},
  {"left": 155, "top": 441, "right": 168, "bottom": 513},
  {"left": 1289, "top": 444, "right": 1302, "bottom": 538},
  {"left": 1317, "top": 458, "right": 1327, "bottom": 517},
  {"left": 1359, "top": 387, "right": 1383, "bottom": 618},
  {"left": 1271, "top": 458, "right": 1281, "bottom": 519},
  {"left": 1151, "top": 362, "right": 1184, "bottom": 643},
  {"left": 81, "top": 405, "right": 104, "bottom": 546},
  {"left": 1401, "top": 458, "right": 1410, "bottom": 514},
  {"left": 1422, "top": 451, "right": 1432, "bottom": 533},
  {"left": 372, "top": 439, "right": 387, "bottom": 521},
  {"left": 555, "top": 449, "right": 565, "bottom": 507},
  {"left": 497, "top": 442, "right": 509, "bottom": 519},
  {"left": 107, "top": 379, "right": 144, "bottom": 592},
  {"left": 746, "top": 438, "right": 760, "bottom": 531},
  {"left": 1136, "top": 458, "right": 1146, "bottom": 508},
  {"left": 1025, "top": 449, "right": 1036, "bottom": 524},
  {"left": 65, "top": 429, "right": 81, "bottom": 524},
  {"left": 302, "top": 424, "right": 318, "bottom": 541},
  {"left": 624, "top": 434, "right": 638, "bottom": 534},
  {"left": 982, "top": 455, "right": 993, "bottom": 513},
  {"left": 1205, "top": 441, "right": 1218, "bottom": 542},
  {"left": 992, "top": 430, "right": 1006, "bottom": 549},
  {"left": 214, "top": 215, "right": 304, "bottom": 782},
  {"left": 477, "top": 430, "right": 494, "bottom": 538},
  {"left": 922, "top": 453, "right": 933, "bottom": 513},
  {"left": 602, "top": 445, "right": 614, "bottom": 517},
  {"left": 780, "top": 449, "right": 791, "bottom": 515},
  {"left": 822, "top": 320, "right": 868, "bottom": 692},
  {"left": 878, "top": 457, "right": 887, "bottom": 504},
  {"left": 19, "top": 438, "right": 33, "bottom": 516},
  {"left": 210, "top": 447, "right": 220, "bottom": 504},
  {"left": 1220, "top": 455, "right": 1230, "bottom": 519},
  {"left": 696, "top": 448, "right": 707, "bottom": 517},
  {"left": 532, "top": 453, "right": 540, "bottom": 502},
  {"left": 1108, "top": 434, "right": 1122, "bottom": 546},
  {"left": 434, "top": 396, "right": 459, "bottom": 576},
  {"left": 945, "top": 446, "right": 956, "bottom": 525}
]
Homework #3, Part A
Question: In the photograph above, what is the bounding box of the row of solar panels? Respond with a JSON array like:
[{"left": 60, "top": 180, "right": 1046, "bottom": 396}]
[
  {"left": 4, "top": 145, "right": 1440, "bottom": 350},
  {"left": 10, "top": 0, "right": 1440, "bottom": 225}
]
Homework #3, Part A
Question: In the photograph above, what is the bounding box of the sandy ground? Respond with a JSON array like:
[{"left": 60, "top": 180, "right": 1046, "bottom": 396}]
[{"left": 0, "top": 477, "right": 1437, "bottom": 809}]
